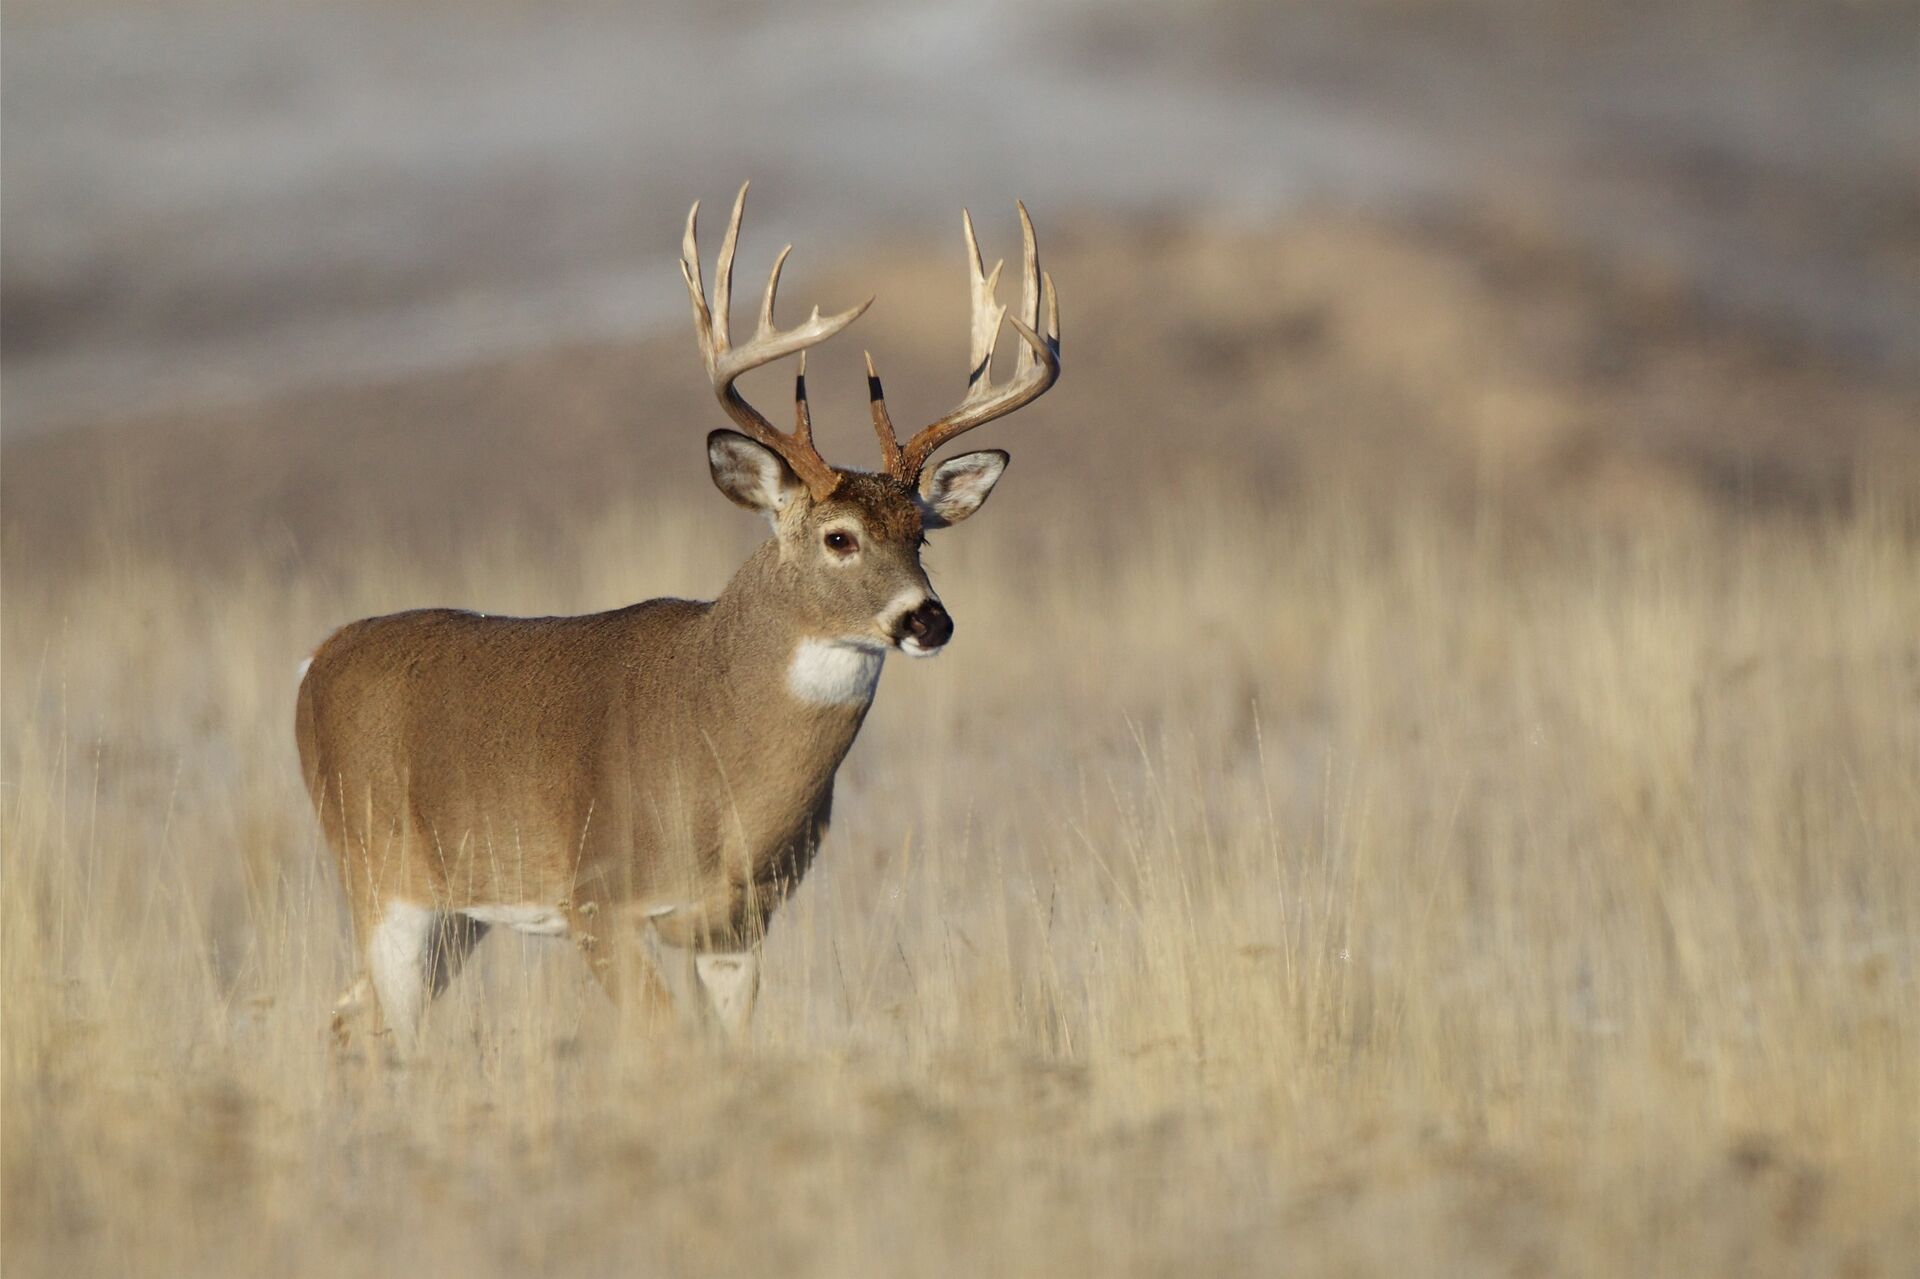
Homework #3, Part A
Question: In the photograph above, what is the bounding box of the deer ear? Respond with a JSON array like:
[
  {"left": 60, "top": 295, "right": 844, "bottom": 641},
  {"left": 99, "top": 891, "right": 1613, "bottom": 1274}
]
[
  {"left": 918, "top": 450, "right": 1009, "bottom": 528},
  {"left": 709, "top": 430, "right": 804, "bottom": 517}
]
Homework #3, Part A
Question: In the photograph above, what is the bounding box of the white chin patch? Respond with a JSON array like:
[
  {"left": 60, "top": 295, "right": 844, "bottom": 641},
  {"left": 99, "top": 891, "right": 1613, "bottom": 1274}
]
[
  {"left": 788, "top": 638, "right": 886, "bottom": 706},
  {"left": 898, "top": 637, "right": 945, "bottom": 659}
]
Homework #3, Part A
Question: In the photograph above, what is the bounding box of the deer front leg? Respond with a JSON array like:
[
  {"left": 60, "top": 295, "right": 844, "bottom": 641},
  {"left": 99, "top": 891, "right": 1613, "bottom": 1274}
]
[{"left": 694, "top": 949, "right": 762, "bottom": 1041}]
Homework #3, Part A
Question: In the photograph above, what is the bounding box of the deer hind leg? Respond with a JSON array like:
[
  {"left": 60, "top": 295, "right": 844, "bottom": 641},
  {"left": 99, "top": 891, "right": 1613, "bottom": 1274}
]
[{"left": 363, "top": 901, "right": 490, "bottom": 1052}]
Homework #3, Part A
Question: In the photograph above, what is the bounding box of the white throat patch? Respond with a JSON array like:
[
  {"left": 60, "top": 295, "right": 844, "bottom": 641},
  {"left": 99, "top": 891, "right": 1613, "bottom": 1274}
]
[{"left": 787, "top": 638, "right": 885, "bottom": 706}]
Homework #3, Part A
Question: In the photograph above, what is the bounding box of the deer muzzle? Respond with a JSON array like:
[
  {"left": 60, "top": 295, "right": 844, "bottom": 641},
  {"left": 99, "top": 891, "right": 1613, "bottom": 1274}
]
[{"left": 895, "top": 598, "right": 953, "bottom": 656}]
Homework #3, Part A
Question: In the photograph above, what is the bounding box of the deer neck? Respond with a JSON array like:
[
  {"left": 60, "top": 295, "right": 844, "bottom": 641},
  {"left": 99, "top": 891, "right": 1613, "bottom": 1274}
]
[{"left": 707, "top": 541, "right": 888, "bottom": 728}]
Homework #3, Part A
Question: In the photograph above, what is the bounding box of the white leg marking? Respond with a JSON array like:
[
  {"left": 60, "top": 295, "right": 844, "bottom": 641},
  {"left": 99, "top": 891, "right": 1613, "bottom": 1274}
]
[
  {"left": 460, "top": 903, "right": 570, "bottom": 936},
  {"left": 695, "top": 951, "right": 761, "bottom": 1040},
  {"left": 787, "top": 638, "right": 885, "bottom": 706},
  {"left": 369, "top": 901, "right": 435, "bottom": 1047}
]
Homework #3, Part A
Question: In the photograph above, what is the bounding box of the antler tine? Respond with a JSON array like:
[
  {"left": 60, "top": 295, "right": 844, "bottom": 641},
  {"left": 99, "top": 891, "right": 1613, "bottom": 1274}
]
[
  {"left": 760, "top": 243, "right": 792, "bottom": 337},
  {"left": 1012, "top": 201, "right": 1041, "bottom": 377},
  {"left": 680, "top": 183, "right": 872, "bottom": 498},
  {"left": 962, "top": 209, "right": 1007, "bottom": 391},
  {"left": 794, "top": 350, "right": 813, "bottom": 446},
  {"left": 1007, "top": 268, "right": 1060, "bottom": 374},
  {"left": 680, "top": 201, "right": 715, "bottom": 369},
  {"left": 885, "top": 203, "right": 1061, "bottom": 484},
  {"left": 865, "top": 350, "right": 904, "bottom": 478},
  {"left": 712, "top": 184, "right": 746, "bottom": 348}
]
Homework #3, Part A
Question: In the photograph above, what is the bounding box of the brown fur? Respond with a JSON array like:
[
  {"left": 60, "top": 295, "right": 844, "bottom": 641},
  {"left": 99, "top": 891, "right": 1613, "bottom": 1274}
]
[{"left": 295, "top": 458, "right": 983, "bottom": 1039}]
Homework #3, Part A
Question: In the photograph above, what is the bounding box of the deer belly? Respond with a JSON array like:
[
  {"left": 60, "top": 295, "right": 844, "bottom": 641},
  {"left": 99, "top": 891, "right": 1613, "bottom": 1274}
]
[
  {"left": 459, "top": 903, "right": 571, "bottom": 936},
  {"left": 648, "top": 867, "right": 801, "bottom": 951}
]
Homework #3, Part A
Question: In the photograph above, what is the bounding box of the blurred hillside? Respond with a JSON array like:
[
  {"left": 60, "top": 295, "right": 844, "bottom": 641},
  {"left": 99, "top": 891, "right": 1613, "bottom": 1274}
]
[
  {"left": 4, "top": 0, "right": 1917, "bottom": 450},
  {"left": 6, "top": 209, "right": 1918, "bottom": 586}
]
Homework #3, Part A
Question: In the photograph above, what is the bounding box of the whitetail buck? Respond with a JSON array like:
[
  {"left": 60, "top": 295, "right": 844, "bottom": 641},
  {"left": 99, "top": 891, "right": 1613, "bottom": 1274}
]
[{"left": 297, "top": 185, "right": 1059, "bottom": 1049}]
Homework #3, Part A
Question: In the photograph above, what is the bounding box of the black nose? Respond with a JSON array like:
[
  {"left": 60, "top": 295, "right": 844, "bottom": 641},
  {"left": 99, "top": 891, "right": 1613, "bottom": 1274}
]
[{"left": 898, "top": 599, "right": 953, "bottom": 649}]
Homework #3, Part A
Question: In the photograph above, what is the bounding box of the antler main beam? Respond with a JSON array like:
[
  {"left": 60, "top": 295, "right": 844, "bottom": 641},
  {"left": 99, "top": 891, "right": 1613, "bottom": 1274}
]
[
  {"left": 870, "top": 202, "right": 1061, "bottom": 486},
  {"left": 681, "top": 183, "right": 871, "bottom": 499}
]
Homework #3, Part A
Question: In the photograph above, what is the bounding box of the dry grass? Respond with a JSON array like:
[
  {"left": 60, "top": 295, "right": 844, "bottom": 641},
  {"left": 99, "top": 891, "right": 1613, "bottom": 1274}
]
[
  {"left": 6, "top": 479, "right": 1917, "bottom": 1276},
  {"left": 5, "top": 212, "right": 1919, "bottom": 1275}
]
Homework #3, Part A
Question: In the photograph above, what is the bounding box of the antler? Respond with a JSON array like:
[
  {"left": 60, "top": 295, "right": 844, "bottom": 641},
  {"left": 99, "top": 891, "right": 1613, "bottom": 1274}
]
[
  {"left": 681, "top": 183, "right": 871, "bottom": 499},
  {"left": 869, "top": 202, "right": 1061, "bottom": 485}
]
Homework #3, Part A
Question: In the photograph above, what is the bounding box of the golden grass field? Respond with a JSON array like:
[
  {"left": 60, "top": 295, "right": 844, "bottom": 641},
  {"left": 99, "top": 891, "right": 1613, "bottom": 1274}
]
[{"left": 5, "top": 215, "right": 1918, "bottom": 1275}]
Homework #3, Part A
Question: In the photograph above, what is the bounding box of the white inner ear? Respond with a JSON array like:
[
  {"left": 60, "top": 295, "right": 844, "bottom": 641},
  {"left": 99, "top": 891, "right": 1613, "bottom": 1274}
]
[
  {"left": 920, "top": 451, "right": 1008, "bottom": 527},
  {"left": 710, "top": 434, "right": 799, "bottom": 519}
]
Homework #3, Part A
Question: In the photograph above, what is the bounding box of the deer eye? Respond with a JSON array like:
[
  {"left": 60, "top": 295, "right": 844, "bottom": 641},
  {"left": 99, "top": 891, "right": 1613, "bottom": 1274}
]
[{"left": 824, "top": 530, "right": 857, "bottom": 554}]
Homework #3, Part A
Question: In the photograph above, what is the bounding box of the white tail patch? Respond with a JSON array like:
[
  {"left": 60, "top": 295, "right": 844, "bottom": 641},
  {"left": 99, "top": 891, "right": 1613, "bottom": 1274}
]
[
  {"left": 787, "top": 638, "right": 884, "bottom": 706},
  {"left": 297, "top": 657, "right": 314, "bottom": 681}
]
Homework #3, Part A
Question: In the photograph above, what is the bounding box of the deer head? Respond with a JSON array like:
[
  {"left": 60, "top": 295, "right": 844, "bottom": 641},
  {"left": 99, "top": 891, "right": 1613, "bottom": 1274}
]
[{"left": 681, "top": 184, "right": 1061, "bottom": 658}]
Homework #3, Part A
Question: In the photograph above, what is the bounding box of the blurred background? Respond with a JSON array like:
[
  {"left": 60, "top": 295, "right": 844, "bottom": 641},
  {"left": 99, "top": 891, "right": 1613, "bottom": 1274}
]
[
  {"left": 6, "top": 0, "right": 1917, "bottom": 555},
  {"left": 5, "top": 2, "right": 1919, "bottom": 1275}
]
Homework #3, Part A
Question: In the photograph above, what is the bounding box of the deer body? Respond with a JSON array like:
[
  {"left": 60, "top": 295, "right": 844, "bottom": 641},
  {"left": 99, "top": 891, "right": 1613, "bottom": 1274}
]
[{"left": 299, "top": 186, "right": 1058, "bottom": 1048}]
